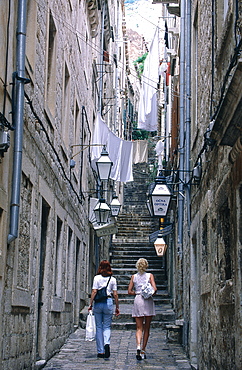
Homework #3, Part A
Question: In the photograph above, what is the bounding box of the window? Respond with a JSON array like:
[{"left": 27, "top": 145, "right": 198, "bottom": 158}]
[
  {"left": 39, "top": 199, "right": 50, "bottom": 303},
  {"left": 74, "top": 101, "right": 80, "bottom": 149},
  {"left": 66, "top": 227, "right": 74, "bottom": 291},
  {"left": 26, "top": 0, "right": 37, "bottom": 78},
  {"left": 62, "top": 63, "right": 70, "bottom": 147},
  {"left": 75, "top": 238, "right": 81, "bottom": 298},
  {"left": 218, "top": 200, "right": 232, "bottom": 281},
  {"left": 46, "top": 12, "right": 57, "bottom": 117},
  {"left": 92, "top": 62, "right": 98, "bottom": 109},
  {"left": 54, "top": 217, "right": 63, "bottom": 297}
]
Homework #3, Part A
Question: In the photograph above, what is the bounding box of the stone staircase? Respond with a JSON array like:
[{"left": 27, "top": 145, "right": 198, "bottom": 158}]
[
  {"left": 112, "top": 212, "right": 159, "bottom": 243},
  {"left": 80, "top": 162, "right": 177, "bottom": 333},
  {"left": 110, "top": 211, "right": 176, "bottom": 330}
]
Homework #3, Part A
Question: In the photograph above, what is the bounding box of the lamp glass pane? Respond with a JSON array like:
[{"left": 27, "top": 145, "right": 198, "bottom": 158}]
[
  {"left": 94, "top": 201, "right": 110, "bottom": 224},
  {"left": 110, "top": 205, "right": 120, "bottom": 216},
  {"left": 96, "top": 152, "right": 112, "bottom": 180},
  {"left": 151, "top": 184, "right": 171, "bottom": 216},
  {"left": 110, "top": 197, "right": 121, "bottom": 216},
  {"left": 96, "top": 161, "right": 112, "bottom": 180}
]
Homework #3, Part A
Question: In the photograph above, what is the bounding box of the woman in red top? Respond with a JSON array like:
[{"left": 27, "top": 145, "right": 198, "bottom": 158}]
[{"left": 88, "top": 260, "right": 120, "bottom": 358}]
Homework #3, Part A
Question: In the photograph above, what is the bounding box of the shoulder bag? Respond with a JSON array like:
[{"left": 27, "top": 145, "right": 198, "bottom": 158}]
[
  {"left": 94, "top": 276, "right": 111, "bottom": 303},
  {"left": 141, "top": 273, "right": 154, "bottom": 299}
]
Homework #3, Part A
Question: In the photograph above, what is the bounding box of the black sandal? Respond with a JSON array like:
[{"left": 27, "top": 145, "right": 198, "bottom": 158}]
[
  {"left": 141, "top": 350, "right": 146, "bottom": 359},
  {"left": 136, "top": 349, "right": 142, "bottom": 360}
]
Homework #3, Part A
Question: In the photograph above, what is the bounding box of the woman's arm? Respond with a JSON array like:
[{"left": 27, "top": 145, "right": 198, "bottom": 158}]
[
  {"left": 88, "top": 288, "right": 97, "bottom": 311},
  {"left": 112, "top": 290, "right": 120, "bottom": 316},
  {"left": 128, "top": 275, "right": 135, "bottom": 295},
  {"left": 150, "top": 273, "right": 157, "bottom": 294}
]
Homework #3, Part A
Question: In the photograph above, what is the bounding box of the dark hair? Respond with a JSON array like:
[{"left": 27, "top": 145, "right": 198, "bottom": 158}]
[{"left": 97, "top": 260, "right": 113, "bottom": 277}]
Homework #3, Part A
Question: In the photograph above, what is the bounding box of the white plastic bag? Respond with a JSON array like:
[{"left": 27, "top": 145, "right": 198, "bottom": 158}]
[{"left": 85, "top": 311, "right": 96, "bottom": 341}]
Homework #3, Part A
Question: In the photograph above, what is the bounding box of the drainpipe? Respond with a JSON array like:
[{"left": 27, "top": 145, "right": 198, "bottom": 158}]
[
  {"left": 177, "top": 0, "right": 186, "bottom": 257},
  {"left": 95, "top": 0, "right": 106, "bottom": 266},
  {"left": 8, "top": 0, "right": 28, "bottom": 244},
  {"left": 98, "top": 0, "right": 105, "bottom": 113},
  {"left": 185, "top": 0, "right": 191, "bottom": 232}
]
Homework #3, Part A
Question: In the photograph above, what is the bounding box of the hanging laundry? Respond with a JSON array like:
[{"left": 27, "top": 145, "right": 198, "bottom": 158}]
[
  {"left": 138, "top": 27, "right": 160, "bottom": 132},
  {"left": 133, "top": 140, "right": 148, "bottom": 164},
  {"left": 91, "top": 113, "right": 133, "bottom": 182},
  {"left": 155, "top": 140, "right": 164, "bottom": 169}
]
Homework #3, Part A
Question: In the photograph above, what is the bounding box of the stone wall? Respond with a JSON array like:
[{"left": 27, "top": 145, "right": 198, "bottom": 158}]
[
  {"left": 0, "top": 0, "right": 127, "bottom": 368},
  {"left": 183, "top": 0, "right": 242, "bottom": 368}
]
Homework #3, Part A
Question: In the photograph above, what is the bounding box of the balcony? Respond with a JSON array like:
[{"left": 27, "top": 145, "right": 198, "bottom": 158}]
[
  {"left": 210, "top": 59, "right": 242, "bottom": 147},
  {"left": 152, "top": 1, "right": 180, "bottom": 16}
]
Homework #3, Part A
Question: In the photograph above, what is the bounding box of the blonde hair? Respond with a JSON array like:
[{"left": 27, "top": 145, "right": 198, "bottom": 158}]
[{"left": 136, "top": 258, "right": 148, "bottom": 273}]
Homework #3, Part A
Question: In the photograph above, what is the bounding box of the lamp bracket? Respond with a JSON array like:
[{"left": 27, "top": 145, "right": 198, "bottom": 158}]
[{"left": 71, "top": 143, "right": 104, "bottom": 159}]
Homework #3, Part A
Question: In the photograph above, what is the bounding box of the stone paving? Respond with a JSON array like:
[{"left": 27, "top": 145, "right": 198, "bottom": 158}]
[{"left": 43, "top": 326, "right": 192, "bottom": 370}]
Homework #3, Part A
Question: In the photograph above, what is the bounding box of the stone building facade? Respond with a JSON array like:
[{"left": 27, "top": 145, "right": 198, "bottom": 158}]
[
  {"left": 188, "top": 1, "right": 242, "bottom": 368},
  {"left": 0, "top": 0, "right": 129, "bottom": 368},
  {"left": 161, "top": 0, "right": 242, "bottom": 369}
]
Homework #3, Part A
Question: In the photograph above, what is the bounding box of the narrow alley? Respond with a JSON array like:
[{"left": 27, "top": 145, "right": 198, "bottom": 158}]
[
  {"left": 43, "top": 163, "right": 192, "bottom": 370},
  {"left": 43, "top": 320, "right": 191, "bottom": 370}
]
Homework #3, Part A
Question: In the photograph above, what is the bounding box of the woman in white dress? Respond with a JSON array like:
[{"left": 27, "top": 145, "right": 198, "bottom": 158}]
[{"left": 128, "top": 258, "right": 157, "bottom": 360}]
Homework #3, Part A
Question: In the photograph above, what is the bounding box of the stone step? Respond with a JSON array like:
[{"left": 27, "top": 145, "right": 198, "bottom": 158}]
[
  {"left": 117, "top": 284, "right": 168, "bottom": 291},
  {"left": 115, "top": 273, "right": 167, "bottom": 280},
  {"left": 111, "top": 310, "right": 176, "bottom": 325},
  {"left": 116, "top": 226, "right": 155, "bottom": 231},
  {"left": 111, "top": 246, "right": 158, "bottom": 252},
  {"left": 111, "top": 256, "right": 163, "bottom": 262},
  {"left": 116, "top": 222, "right": 155, "bottom": 228},
  {"left": 118, "top": 297, "right": 171, "bottom": 305},
  {"left": 117, "top": 214, "right": 155, "bottom": 220},
  {"left": 112, "top": 237, "right": 150, "bottom": 243},
  {"left": 115, "top": 278, "right": 167, "bottom": 287},
  {"left": 113, "top": 267, "right": 165, "bottom": 275},
  {"left": 111, "top": 261, "right": 163, "bottom": 269},
  {"left": 79, "top": 304, "right": 176, "bottom": 331},
  {"left": 111, "top": 250, "right": 159, "bottom": 257},
  {"left": 116, "top": 227, "right": 155, "bottom": 231},
  {"left": 112, "top": 255, "right": 158, "bottom": 259},
  {"left": 117, "top": 289, "right": 169, "bottom": 296},
  {"left": 111, "top": 244, "right": 159, "bottom": 250}
]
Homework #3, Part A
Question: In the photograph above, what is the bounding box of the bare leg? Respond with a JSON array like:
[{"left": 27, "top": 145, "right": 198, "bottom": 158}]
[
  {"left": 142, "top": 316, "right": 153, "bottom": 351},
  {"left": 135, "top": 317, "right": 144, "bottom": 348}
]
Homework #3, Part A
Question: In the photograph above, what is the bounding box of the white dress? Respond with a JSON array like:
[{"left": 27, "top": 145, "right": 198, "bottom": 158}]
[{"left": 132, "top": 272, "right": 155, "bottom": 317}]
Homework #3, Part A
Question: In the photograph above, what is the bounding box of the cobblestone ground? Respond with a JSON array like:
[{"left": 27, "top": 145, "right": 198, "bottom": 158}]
[{"left": 43, "top": 327, "right": 192, "bottom": 370}]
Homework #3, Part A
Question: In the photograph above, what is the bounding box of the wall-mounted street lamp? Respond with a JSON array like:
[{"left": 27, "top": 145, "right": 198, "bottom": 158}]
[
  {"left": 110, "top": 195, "right": 121, "bottom": 216},
  {"left": 147, "top": 170, "right": 172, "bottom": 256},
  {"left": 96, "top": 145, "right": 113, "bottom": 181},
  {"left": 72, "top": 142, "right": 121, "bottom": 226},
  {"left": 147, "top": 170, "right": 172, "bottom": 217},
  {"left": 154, "top": 232, "right": 167, "bottom": 256},
  {"left": 94, "top": 147, "right": 122, "bottom": 224},
  {"left": 93, "top": 198, "right": 111, "bottom": 225}
]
